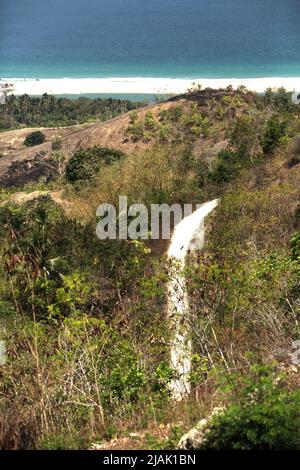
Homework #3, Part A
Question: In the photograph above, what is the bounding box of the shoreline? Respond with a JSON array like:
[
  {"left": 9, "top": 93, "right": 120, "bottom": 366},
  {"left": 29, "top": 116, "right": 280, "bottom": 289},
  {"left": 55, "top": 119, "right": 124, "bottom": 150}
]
[{"left": 2, "top": 76, "right": 300, "bottom": 96}]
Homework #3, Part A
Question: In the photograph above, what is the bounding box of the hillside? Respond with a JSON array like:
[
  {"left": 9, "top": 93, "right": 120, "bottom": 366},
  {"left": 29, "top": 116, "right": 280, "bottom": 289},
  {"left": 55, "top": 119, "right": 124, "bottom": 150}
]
[
  {"left": 0, "top": 101, "right": 187, "bottom": 187},
  {"left": 0, "top": 90, "right": 238, "bottom": 186},
  {"left": 0, "top": 87, "right": 300, "bottom": 450}
]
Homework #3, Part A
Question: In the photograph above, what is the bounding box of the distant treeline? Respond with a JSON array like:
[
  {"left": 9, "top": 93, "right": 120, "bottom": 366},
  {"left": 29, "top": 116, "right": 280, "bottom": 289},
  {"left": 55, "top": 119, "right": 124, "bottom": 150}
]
[{"left": 0, "top": 93, "right": 144, "bottom": 131}]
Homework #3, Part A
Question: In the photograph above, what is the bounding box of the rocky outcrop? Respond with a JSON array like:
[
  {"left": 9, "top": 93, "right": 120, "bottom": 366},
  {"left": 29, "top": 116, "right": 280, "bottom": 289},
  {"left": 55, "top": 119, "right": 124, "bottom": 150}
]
[{"left": 178, "top": 407, "right": 225, "bottom": 449}]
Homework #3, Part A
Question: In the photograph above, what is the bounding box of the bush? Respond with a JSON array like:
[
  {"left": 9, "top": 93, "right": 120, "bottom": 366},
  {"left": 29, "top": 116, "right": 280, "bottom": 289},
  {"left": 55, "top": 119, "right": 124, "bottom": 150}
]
[
  {"left": 39, "top": 433, "right": 85, "bottom": 450},
  {"left": 0, "top": 197, "right": 96, "bottom": 320},
  {"left": 126, "top": 104, "right": 211, "bottom": 144},
  {"left": 126, "top": 111, "right": 158, "bottom": 142},
  {"left": 180, "top": 104, "right": 211, "bottom": 138},
  {"left": 24, "top": 131, "right": 46, "bottom": 147},
  {"left": 200, "top": 365, "right": 300, "bottom": 450},
  {"left": 51, "top": 137, "right": 62, "bottom": 151},
  {"left": 0, "top": 196, "right": 152, "bottom": 322},
  {"left": 290, "top": 232, "right": 300, "bottom": 262},
  {"left": 159, "top": 106, "right": 183, "bottom": 123},
  {"left": 65, "top": 147, "right": 124, "bottom": 185},
  {"left": 209, "top": 149, "right": 239, "bottom": 183},
  {"left": 261, "top": 115, "right": 287, "bottom": 154},
  {"left": 229, "top": 115, "right": 259, "bottom": 158},
  {"left": 264, "top": 87, "right": 294, "bottom": 112}
]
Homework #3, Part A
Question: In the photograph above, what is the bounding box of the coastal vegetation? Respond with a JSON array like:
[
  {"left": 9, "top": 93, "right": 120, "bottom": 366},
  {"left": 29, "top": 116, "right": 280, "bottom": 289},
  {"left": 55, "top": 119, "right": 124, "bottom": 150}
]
[
  {"left": 0, "top": 87, "right": 300, "bottom": 449},
  {"left": 0, "top": 94, "right": 144, "bottom": 131}
]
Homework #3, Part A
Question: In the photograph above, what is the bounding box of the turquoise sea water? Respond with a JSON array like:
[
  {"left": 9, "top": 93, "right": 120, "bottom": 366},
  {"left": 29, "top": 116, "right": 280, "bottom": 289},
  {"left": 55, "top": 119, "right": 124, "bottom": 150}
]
[{"left": 1, "top": 0, "right": 300, "bottom": 79}]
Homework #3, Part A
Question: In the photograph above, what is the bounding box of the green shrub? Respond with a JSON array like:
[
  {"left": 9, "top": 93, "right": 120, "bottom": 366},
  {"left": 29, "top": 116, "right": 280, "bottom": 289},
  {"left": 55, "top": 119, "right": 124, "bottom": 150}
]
[
  {"left": 126, "top": 111, "right": 159, "bottom": 142},
  {"left": 159, "top": 106, "right": 183, "bottom": 123},
  {"left": 261, "top": 115, "right": 287, "bottom": 154},
  {"left": 24, "top": 131, "right": 46, "bottom": 147},
  {"left": 200, "top": 365, "right": 300, "bottom": 450},
  {"left": 39, "top": 433, "right": 85, "bottom": 450},
  {"left": 51, "top": 136, "right": 62, "bottom": 151},
  {"left": 264, "top": 87, "right": 294, "bottom": 112},
  {"left": 0, "top": 196, "right": 153, "bottom": 321},
  {"left": 0, "top": 300, "right": 15, "bottom": 318},
  {"left": 126, "top": 104, "right": 211, "bottom": 144},
  {"left": 180, "top": 104, "right": 211, "bottom": 138},
  {"left": 65, "top": 147, "right": 124, "bottom": 185},
  {"left": 0, "top": 197, "right": 101, "bottom": 320},
  {"left": 290, "top": 232, "right": 300, "bottom": 262},
  {"left": 229, "top": 115, "right": 259, "bottom": 158},
  {"left": 209, "top": 149, "right": 239, "bottom": 183}
]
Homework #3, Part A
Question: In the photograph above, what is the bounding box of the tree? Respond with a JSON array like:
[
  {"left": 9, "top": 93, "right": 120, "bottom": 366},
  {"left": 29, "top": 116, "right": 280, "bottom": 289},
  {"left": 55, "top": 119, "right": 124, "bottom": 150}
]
[
  {"left": 261, "top": 115, "right": 287, "bottom": 154},
  {"left": 65, "top": 147, "right": 124, "bottom": 185}
]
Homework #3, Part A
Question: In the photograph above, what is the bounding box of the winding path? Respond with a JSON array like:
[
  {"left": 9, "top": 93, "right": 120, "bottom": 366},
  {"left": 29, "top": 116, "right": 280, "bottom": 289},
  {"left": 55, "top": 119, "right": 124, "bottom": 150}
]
[{"left": 167, "top": 199, "right": 219, "bottom": 400}]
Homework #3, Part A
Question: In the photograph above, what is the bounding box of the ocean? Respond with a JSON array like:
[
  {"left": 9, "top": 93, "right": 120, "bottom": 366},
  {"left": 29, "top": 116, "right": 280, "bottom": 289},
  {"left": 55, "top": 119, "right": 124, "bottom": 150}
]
[{"left": 1, "top": 0, "right": 300, "bottom": 96}]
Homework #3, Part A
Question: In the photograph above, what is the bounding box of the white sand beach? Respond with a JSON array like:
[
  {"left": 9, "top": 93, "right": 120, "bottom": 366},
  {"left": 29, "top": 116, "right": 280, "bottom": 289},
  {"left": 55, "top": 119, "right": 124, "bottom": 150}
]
[{"left": 2, "top": 76, "right": 300, "bottom": 96}]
